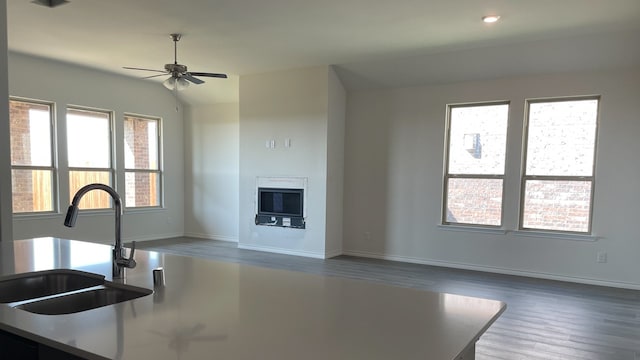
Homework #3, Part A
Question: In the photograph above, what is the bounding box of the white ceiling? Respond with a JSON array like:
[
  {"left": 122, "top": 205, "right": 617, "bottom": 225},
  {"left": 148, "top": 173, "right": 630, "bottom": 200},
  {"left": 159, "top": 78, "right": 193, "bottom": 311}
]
[{"left": 7, "top": 0, "right": 640, "bottom": 104}]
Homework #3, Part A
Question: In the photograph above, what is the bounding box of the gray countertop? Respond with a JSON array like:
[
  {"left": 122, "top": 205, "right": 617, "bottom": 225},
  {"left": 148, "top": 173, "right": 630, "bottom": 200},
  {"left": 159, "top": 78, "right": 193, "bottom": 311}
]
[{"left": 0, "top": 237, "right": 506, "bottom": 360}]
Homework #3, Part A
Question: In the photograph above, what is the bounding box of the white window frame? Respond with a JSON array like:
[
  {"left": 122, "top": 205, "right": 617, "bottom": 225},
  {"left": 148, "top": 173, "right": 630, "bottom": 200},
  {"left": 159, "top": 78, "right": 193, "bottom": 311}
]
[
  {"left": 442, "top": 101, "right": 509, "bottom": 228},
  {"left": 66, "top": 106, "right": 115, "bottom": 210},
  {"left": 9, "top": 97, "right": 58, "bottom": 215},
  {"left": 519, "top": 95, "right": 600, "bottom": 234},
  {"left": 123, "top": 113, "right": 163, "bottom": 209}
]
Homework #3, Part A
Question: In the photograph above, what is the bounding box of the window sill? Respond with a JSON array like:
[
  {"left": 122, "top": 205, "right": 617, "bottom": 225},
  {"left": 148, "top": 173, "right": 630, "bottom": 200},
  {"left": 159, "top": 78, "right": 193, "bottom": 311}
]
[
  {"left": 438, "top": 224, "right": 507, "bottom": 235},
  {"left": 124, "top": 207, "right": 166, "bottom": 214},
  {"left": 13, "top": 212, "right": 60, "bottom": 221},
  {"left": 437, "top": 225, "right": 599, "bottom": 241},
  {"left": 56, "top": 209, "right": 119, "bottom": 218},
  {"left": 13, "top": 208, "right": 166, "bottom": 220},
  {"left": 511, "top": 230, "right": 599, "bottom": 242}
]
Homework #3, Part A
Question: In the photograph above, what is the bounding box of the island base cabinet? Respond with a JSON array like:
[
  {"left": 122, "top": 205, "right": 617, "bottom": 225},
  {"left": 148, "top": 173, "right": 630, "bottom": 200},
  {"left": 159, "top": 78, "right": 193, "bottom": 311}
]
[
  {"left": 458, "top": 342, "right": 475, "bottom": 359},
  {"left": 0, "top": 329, "right": 38, "bottom": 360},
  {"left": 0, "top": 329, "right": 84, "bottom": 360},
  {"left": 39, "top": 344, "right": 85, "bottom": 360}
]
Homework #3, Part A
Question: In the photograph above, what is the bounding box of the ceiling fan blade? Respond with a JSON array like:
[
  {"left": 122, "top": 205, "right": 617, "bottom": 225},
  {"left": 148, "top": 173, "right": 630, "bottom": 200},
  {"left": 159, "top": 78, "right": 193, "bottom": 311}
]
[
  {"left": 189, "top": 72, "right": 228, "bottom": 79},
  {"left": 123, "top": 66, "right": 167, "bottom": 73},
  {"left": 183, "top": 73, "right": 205, "bottom": 85},
  {"left": 141, "top": 74, "right": 167, "bottom": 79}
]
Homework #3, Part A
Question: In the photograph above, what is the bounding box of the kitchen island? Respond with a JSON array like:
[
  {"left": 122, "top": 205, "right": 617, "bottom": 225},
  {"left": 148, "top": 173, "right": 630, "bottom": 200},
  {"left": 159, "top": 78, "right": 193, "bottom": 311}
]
[{"left": 0, "top": 238, "right": 505, "bottom": 359}]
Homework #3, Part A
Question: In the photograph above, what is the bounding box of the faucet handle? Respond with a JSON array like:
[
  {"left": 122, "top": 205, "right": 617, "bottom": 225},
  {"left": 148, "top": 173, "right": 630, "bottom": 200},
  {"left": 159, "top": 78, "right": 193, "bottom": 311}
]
[
  {"left": 115, "top": 241, "right": 137, "bottom": 269},
  {"left": 125, "top": 241, "right": 137, "bottom": 268}
]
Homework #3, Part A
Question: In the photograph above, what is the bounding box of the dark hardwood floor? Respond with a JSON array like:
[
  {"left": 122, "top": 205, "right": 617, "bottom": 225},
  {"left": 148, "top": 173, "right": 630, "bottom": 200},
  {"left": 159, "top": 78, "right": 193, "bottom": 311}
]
[{"left": 137, "top": 237, "right": 640, "bottom": 360}]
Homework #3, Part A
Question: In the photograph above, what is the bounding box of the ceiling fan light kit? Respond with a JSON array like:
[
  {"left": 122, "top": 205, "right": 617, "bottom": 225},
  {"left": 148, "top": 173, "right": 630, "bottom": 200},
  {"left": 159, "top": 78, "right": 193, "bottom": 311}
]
[
  {"left": 163, "top": 76, "right": 190, "bottom": 91},
  {"left": 124, "top": 33, "right": 227, "bottom": 91}
]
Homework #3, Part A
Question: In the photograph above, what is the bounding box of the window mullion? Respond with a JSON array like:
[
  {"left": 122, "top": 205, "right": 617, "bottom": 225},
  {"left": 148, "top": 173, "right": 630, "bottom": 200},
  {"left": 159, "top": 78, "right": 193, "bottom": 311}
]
[
  {"left": 523, "top": 175, "right": 594, "bottom": 181},
  {"left": 11, "top": 165, "right": 55, "bottom": 171},
  {"left": 447, "top": 174, "right": 504, "bottom": 180}
]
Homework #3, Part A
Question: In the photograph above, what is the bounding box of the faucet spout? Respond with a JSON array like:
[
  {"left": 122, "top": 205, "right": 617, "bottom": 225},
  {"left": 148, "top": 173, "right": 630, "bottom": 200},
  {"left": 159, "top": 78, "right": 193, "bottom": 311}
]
[{"left": 64, "top": 183, "right": 136, "bottom": 278}]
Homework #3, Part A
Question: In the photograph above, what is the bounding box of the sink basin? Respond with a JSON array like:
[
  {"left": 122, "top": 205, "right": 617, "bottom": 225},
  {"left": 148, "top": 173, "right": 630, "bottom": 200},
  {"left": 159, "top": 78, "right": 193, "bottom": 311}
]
[
  {"left": 0, "top": 269, "right": 152, "bottom": 315},
  {"left": 16, "top": 284, "right": 152, "bottom": 315},
  {"left": 0, "top": 269, "right": 105, "bottom": 303}
]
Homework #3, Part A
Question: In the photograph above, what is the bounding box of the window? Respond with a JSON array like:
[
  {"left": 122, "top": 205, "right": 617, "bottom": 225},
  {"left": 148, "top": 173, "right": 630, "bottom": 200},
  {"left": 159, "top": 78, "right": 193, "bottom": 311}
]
[
  {"left": 520, "top": 97, "right": 599, "bottom": 233},
  {"left": 443, "top": 102, "right": 509, "bottom": 226},
  {"left": 66, "top": 107, "right": 113, "bottom": 210},
  {"left": 9, "top": 98, "right": 56, "bottom": 213},
  {"left": 124, "top": 114, "right": 161, "bottom": 208}
]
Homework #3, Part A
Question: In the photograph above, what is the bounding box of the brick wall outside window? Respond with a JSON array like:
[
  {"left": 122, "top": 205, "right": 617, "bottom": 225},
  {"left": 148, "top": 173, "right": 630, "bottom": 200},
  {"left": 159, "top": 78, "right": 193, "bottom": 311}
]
[
  {"left": 9, "top": 100, "right": 53, "bottom": 213},
  {"left": 10, "top": 101, "right": 33, "bottom": 212},
  {"left": 124, "top": 115, "right": 160, "bottom": 207}
]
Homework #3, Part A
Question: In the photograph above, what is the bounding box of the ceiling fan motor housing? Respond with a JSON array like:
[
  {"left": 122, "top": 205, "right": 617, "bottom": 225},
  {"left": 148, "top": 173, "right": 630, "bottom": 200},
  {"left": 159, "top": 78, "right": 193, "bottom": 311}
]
[{"left": 165, "top": 63, "right": 188, "bottom": 76}]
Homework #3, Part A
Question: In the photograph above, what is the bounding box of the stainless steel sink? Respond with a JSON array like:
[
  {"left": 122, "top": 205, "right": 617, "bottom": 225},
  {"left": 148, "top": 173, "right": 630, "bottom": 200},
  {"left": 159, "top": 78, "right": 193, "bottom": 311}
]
[
  {"left": 0, "top": 269, "right": 152, "bottom": 315},
  {"left": 0, "top": 269, "right": 105, "bottom": 303},
  {"left": 16, "top": 284, "right": 152, "bottom": 315}
]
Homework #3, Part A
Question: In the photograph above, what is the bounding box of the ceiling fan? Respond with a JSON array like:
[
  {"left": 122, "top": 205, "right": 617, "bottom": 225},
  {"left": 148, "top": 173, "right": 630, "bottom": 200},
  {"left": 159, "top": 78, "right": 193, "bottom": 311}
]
[{"left": 124, "top": 33, "right": 227, "bottom": 91}]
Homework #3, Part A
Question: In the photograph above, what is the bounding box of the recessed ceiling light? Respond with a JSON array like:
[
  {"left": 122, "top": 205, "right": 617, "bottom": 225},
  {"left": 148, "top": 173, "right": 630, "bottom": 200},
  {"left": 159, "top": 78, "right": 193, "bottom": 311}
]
[
  {"left": 32, "top": 0, "right": 69, "bottom": 8},
  {"left": 482, "top": 15, "right": 501, "bottom": 23}
]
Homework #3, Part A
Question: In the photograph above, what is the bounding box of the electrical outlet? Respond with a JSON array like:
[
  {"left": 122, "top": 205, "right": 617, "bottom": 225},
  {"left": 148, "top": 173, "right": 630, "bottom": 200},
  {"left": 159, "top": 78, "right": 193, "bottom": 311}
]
[
  {"left": 596, "top": 251, "right": 607, "bottom": 263},
  {"left": 364, "top": 232, "right": 371, "bottom": 241}
]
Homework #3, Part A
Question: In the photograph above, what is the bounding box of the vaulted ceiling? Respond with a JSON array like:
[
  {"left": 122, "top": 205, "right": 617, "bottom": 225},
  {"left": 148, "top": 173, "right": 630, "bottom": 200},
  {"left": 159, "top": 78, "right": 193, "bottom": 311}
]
[{"left": 7, "top": 0, "right": 640, "bottom": 104}]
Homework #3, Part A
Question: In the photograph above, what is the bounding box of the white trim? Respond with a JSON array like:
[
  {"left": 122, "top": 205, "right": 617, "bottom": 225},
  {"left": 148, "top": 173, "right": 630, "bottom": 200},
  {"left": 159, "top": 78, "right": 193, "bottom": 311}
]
[
  {"left": 13, "top": 209, "right": 118, "bottom": 220},
  {"left": 13, "top": 212, "right": 61, "bottom": 221},
  {"left": 325, "top": 248, "right": 343, "bottom": 258},
  {"left": 511, "top": 230, "right": 598, "bottom": 242},
  {"left": 520, "top": 96, "right": 600, "bottom": 235},
  {"left": 124, "top": 232, "right": 183, "bottom": 242},
  {"left": 437, "top": 224, "right": 599, "bottom": 241},
  {"left": 256, "top": 176, "right": 307, "bottom": 189},
  {"left": 342, "top": 249, "right": 640, "bottom": 291},
  {"left": 123, "top": 207, "right": 166, "bottom": 215},
  {"left": 438, "top": 224, "right": 507, "bottom": 235},
  {"left": 183, "top": 232, "right": 238, "bottom": 243},
  {"left": 238, "top": 243, "right": 327, "bottom": 259}
]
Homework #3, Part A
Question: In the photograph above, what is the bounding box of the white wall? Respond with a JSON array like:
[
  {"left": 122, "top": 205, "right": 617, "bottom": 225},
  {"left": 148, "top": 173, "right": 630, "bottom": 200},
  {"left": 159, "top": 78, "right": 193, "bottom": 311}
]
[
  {"left": 325, "top": 67, "right": 346, "bottom": 256},
  {"left": 9, "top": 52, "right": 185, "bottom": 244},
  {"left": 343, "top": 66, "right": 640, "bottom": 289},
  {"left": 238, "top": 66, "right": 334, "bottom": 257},
  {"left": 184, "top": 103, "right": 239, "bottom": 241},
  {"left": 0, "top": 2, "right": 12, "bottom": 243}
]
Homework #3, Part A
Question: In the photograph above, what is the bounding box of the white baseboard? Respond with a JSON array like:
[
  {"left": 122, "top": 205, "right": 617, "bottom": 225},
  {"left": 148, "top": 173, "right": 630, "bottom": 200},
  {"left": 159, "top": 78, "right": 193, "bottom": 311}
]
[
  {"left": 238, "top": 243, "right": 327, "bottom": 259},
  {"left": 183, "top": 232, "right": 238, "bottom": 243},
  {"left": 125, "top": 232, "right": 184, "bottom": 242},
  {"left": 343, "top": 249, "right": 640, "bottom": 291},
  {"left": 325, "top": 248, "right": 343, "bottom": 258}
]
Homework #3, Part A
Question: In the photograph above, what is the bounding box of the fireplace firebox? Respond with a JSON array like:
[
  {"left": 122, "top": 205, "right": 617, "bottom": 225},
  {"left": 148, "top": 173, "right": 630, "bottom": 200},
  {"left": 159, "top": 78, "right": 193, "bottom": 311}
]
[{"left": 255, "top": 187, "right": 305, "bottom": 228}]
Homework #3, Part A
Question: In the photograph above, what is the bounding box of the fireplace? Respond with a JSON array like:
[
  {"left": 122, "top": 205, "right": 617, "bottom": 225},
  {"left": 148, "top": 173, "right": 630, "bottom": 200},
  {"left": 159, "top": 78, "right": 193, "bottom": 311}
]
[
  {"left": 258, "top": 188, "right": 303, "bottom": 217},
  {"left": 255, "top": 177, "right": 306, "bottom": 228}
]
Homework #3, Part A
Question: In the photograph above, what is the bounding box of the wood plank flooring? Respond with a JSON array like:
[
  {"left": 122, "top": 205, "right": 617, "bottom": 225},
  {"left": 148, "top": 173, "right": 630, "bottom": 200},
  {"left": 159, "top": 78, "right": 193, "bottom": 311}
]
[{"left": 137, "top": 237, "right": 640, "bottom": 360}]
